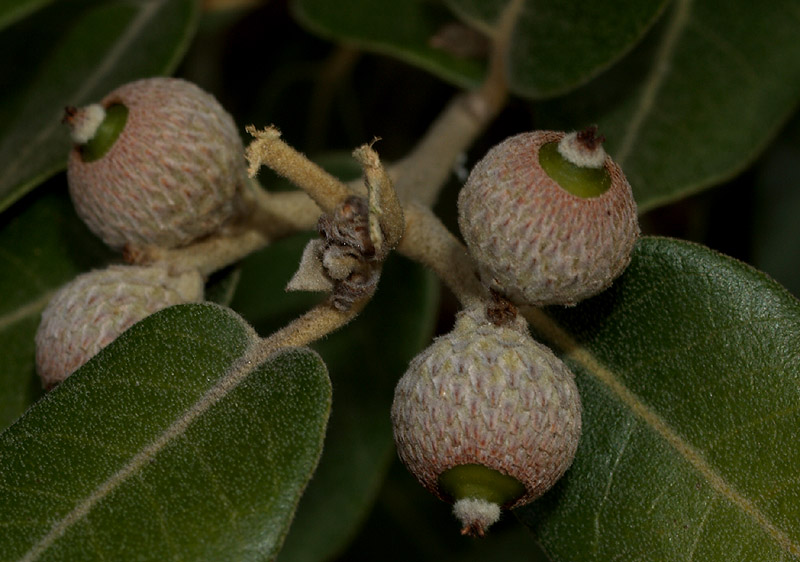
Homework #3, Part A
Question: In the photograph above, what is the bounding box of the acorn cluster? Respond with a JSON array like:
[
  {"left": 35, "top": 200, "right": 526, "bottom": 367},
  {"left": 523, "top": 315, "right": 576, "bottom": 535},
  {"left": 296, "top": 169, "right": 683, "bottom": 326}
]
[
  {"left": 37, "top": 74, "right": 640, "bottom": 543},
  {"left": 392, "top": 126, "right": 639, "bottom": 535},
  {"left": 36, "top": 77, "right": 248, "bottom": 387}
]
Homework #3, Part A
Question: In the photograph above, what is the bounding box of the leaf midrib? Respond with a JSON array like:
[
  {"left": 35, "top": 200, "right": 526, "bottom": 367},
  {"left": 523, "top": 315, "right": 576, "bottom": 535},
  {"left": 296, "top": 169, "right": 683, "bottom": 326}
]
[
  {"left": 526, "top": 306, "right": 800, "bottom": 557},
  {"left": 20, "top": 335, "right": 265, "bottom": 561},
  {"left": 615, "top": 0, "right": 693, "bottom": 167},
  {"left": 0, "top": 0, "right": 162, "bottom": 190},
  {"left": 0, "top": 292, "right": 52, "bottom": 332}
]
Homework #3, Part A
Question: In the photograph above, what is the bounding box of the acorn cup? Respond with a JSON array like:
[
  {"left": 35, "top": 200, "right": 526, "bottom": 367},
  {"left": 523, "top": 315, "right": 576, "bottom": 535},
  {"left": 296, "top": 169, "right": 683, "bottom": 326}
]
[
  {"left": 64, "top": 77, "right": 249, "bottom": 251},
  {"left": 458, "top": 128, "right": 639, "bottom": 306},
  {"left": 391, "top": 304, "right": 582, "bottom": 536}
]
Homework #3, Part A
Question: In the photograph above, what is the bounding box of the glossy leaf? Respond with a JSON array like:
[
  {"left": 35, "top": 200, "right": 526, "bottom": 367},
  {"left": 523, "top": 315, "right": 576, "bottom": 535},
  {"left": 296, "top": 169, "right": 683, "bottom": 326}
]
[
  {"left": 230, "top": 233, "right": 440, "bottom": 562},
  {"left": 539, "top": 0, "right": 800, "bottom": 211},
  {"left": 0, "top": 182, "right": 112, "bottom": 430},
  {"left": 518, "top": 237, "right": 800, "bottom": 561},
  {"left": 446, "top": 0, "right": 668, "bottom": 98},
  {"left": 0, "top": 303, "right": 331, "bottom": 560},
  {"left": 292, "top": 0, "right": 666, "bottom": 98},
  {"left": 293, "top": 0, "right": 800, "bottom": 213},
  {"left": 0, "top": 0, "right": 200, "bottom": 213},
  {"left": 290, "top": 0, "right": 484, "bottom": 89}
]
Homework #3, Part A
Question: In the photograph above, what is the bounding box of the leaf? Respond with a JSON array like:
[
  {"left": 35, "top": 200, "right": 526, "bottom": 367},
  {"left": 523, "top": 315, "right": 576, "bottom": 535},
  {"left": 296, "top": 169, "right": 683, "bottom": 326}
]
[
  {"left": 292, "top": 0, "right": 667, "bottom": 98},
  {"left": 0, "top": 0, "right": 200, "bottom": 213},
  {"left": 538, "top": 0, "right": 800, "bottom": 211},
  {"left": 290, "top": 0, "right": 484, "bottom": 90},
  {"left": 0, "top": 0, "right": 54, "bottom": 30},
  {"left": 0, "top": 181, "right": 113, "bottom": 431},
  {"left": 517, "top": 237, "right": 800, "bottom": 561},
  {"left": 229, "top": 234, "right": 440, "bottom": 562},
  {"left": 279, "top": 254, "right": 440, "bottom": 562},
  {"left": 293, "top": 0, "right": 800, "bottom": 212},
  {"left": 0, "top": 303, "right": 332, "bottom": 560},
  {"left": 445, "top": 0, "right": 669, "bottom": 98}
]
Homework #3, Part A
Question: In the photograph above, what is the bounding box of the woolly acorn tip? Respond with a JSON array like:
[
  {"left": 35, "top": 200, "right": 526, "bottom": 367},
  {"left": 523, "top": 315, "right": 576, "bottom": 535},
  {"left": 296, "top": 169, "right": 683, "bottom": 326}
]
[
  {"left": 453, "top": 499, "right": 500, "bottom": 537},
  {"left": 63, "top": 104, "right": 106, "bottom": 145}
]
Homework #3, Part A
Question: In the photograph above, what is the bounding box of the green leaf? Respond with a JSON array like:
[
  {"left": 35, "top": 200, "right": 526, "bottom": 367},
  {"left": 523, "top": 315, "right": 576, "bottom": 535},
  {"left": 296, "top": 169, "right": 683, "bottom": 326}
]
[
  {"left": 0, "top": 0, "right": 54, "bottom": 30},
  {"left": 290, "top": 0, "right": 484, "bottom": 90},
  {"left": 292, "top": 0, "right": 666, "bottom": 99},
  {"left": 0, "top": 303, "right": 332, "bottom": 560},
  {"left": 230, "top": 234, "right": 440, "bottom": 562},
  {"left": 539, "top": 0, "right": 800, "bottom": 211},
  {"left": 518, "top": 237, "right": 800, "bottom": 561},
  {"left": 0, "top": 0, "right": 200, "bottom": 213},
  {"left": 293, "top": 0, "right": 800, "bottom": 212},
  {"left": 446, "top": 0, "right": 669, "bottom": 98},
  {"left": 0, "top": 181, "right": 113, "bottom": 430}
]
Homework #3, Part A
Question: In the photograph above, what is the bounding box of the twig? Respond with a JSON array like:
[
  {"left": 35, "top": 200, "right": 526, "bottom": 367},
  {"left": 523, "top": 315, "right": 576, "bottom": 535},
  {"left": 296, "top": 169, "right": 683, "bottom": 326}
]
[
  {"left": 397, "top": 204, "right": 488, "bottom": 307},
  {"left": 245, "top": 125, "right": 351, "bottom": 214},
  {"left": 388, "top": 0, "right": 523, "bottom": 205}
]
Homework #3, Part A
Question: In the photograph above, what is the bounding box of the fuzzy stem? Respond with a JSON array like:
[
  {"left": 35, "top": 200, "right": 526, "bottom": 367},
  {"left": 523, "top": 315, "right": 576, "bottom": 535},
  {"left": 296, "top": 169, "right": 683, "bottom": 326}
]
[
  {"left": 397, "top": 204, "right": 488, "bottom": 307},
  {"left": 252, "top": 291, "right": 373, "bottom": 363},
  {"left": 127, "top": 227, "right": 269, "bottom": 277},
  {"left": 388, "top": 0, "right": 522, "bottom": 206},
  {"left": 124, "top": 183, "right": 322, "bottom": 277},
  {"left": 245, "top": 125, "right": 351, "bottom": 214},
  {"left": 246, "top": 185, "right": 321, "bottom": 236},
  {"left": 389, "top": 91, "right": 499, "bottom": 206}
]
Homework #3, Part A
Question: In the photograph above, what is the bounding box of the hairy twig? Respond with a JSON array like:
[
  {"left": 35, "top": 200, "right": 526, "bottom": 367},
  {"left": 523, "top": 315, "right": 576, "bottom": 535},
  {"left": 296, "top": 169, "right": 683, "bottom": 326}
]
[
  {"left": 388, "top": 0, "right": 523, "bottom": 205},
  {"left": 397, "top": 204, "right": 488, "bottom": 307},
  {"left": 245, "top": 125, "right": 351, "bottom": 214}
]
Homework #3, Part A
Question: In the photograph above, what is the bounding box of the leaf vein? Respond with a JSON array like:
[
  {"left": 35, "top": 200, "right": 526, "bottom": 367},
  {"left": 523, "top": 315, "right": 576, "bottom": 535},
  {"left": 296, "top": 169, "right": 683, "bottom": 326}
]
[
  {"left": 19, "top": 334, "right": 263, "bottom": 561},
  {"left": 594, "top": 420, "right": 636, "bottom": 554},
  {"left": 0, "top": 291, "right": 53, "bottom": 333},
  {"left": 616, "top": 0, "right": 693, "bottom": 166},
  {"left": 526, "top": 307, "right": 800, "bottom": 556},
  {"left": 686, "top": 496, "right": 715, "bottom": 562},
  {"left": 0, "top": 0, "right": 163, "bottom": 190}
]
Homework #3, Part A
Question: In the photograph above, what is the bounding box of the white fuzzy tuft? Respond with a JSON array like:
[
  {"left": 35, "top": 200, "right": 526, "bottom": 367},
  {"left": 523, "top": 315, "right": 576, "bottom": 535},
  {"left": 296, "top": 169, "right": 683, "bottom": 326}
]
[
  {"left": 452, "top": 498, "right": 501, "bottom": 537},
  {"left": 557, "top": 131, "right": 606, "bottom": 169},
  {"left": 69, "top": 104, "right": 106, "bottom": 144}
]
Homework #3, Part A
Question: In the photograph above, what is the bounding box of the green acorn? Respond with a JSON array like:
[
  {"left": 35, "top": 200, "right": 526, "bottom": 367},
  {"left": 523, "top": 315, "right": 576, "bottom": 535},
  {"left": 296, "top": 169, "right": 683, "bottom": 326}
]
[
  {"left": 391, "top": 304, "right": 581, "bottom": 535},
  {"left": 65, "top": 77, "right": 249, "bottom": 251},
  {"left": 458, "top": 128, "right": 639, "bottom": 306}
]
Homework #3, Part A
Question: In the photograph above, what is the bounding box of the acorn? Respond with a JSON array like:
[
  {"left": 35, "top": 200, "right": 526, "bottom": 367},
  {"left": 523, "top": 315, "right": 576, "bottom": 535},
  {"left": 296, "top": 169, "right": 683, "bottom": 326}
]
[
  {"left": 391, "top": 304, "right": 581, "bottom": 536},
  {"left": 457, "top": 128, "right": 639, "bottom": 306},
  {"left": 35, "top": 264, "right": 204, "bottom": 389},
  {"left": 64, "top": 77, "right": 249, "bottom": 251}
]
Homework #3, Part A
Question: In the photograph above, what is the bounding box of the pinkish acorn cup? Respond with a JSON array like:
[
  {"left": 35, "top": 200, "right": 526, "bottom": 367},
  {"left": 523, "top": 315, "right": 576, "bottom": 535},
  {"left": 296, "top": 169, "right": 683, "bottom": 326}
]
[
  {"left": 35, "top": 264, "right": 204, "bottom": 389},
  {"left": 64, "top": 77, "right": 249, "bottom": 251},
  {"left": 391, "top": 304, "right": 581, "bottom": 536},
  {"left": 458, "top": 128, "right": 640, "bottom": 306}
]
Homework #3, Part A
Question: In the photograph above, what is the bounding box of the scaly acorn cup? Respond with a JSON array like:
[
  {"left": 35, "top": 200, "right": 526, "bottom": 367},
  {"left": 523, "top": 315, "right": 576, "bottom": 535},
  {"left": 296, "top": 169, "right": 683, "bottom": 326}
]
[
  {"left": 391, "top": 304, "right": 581, "bottom": 536},
  {"left": 35, "top": 264, "right": 204, "bottom": 390},
  {"left": 65, "top": 77, "right": 249, "bottom": 251},
  {"left": 457, "top": 128, "right": 639, "bottom": 306}
]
